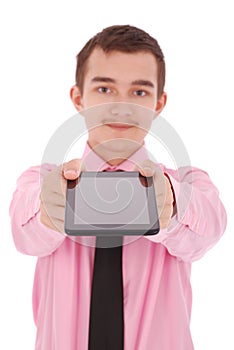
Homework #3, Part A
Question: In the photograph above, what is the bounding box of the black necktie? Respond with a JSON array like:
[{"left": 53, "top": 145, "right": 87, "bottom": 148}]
[{"left": 88, "top": 171, "right": 124, "bottom": 350}]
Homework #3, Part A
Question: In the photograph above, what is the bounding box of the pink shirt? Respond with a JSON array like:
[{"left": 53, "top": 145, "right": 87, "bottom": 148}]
[{"left": 9, "top": 144, "right": 227, "bottom": 350}]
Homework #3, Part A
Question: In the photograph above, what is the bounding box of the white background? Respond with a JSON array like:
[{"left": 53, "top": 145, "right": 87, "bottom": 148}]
[{"left": 0, "top": 0, "right": 233, "bottom": 349}]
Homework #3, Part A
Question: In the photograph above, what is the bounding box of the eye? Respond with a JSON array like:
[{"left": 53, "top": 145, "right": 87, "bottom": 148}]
[
  {"left": 133, "top": 90, "right": 147, "bottom": 97},
  {"left": 97, "top": 87, "right": 112, "bottom": 94}
]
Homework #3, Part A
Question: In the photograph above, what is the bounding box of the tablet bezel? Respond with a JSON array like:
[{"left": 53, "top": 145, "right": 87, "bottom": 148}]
[{"left": 64, "top": 171, "right": 160, "bottom": 236}]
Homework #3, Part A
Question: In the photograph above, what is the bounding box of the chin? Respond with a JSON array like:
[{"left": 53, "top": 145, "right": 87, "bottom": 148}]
[{"left": 102, "top": 138, "right": 142, "bottom": 155}]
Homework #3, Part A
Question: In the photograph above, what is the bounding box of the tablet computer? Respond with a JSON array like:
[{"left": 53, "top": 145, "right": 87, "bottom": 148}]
[{"left": 64, "top": 171, "right": 160, "bottom": 236}]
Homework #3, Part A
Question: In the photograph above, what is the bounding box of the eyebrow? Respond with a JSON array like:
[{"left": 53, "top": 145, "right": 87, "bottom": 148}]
[
  {"left": 132, "top": 79, "right": 155, "bottom": 88},
  {"left": 91, "top": 76, "right": 155, "bottom": 88}
]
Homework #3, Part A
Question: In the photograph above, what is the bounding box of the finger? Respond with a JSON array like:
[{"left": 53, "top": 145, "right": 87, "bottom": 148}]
[
  {"left": 41, "top": 213, "right": 65, "bottom": 233},
  {"left": 52, "top": 218, "right": 66, "bottom": 234},
  {"left": 46, "top": 204, "right": 65, "bottom": 222},
  {"left": 154, "top": 172, "right": 173, "bottom": 199},
  {"left": 41, "top": 166, "right": 65, "bottom": 199},
  {"left": 154, "top": 174, "right": 173, "bottom": 219},
  {"left": 40, "top": 203, "right": 59, "bottom": 232},
  {"left": 133, "top": 159, "right": 158, "bottom": 177},
  {"left": 164, "top": 176, "right": 174, "bottom": 205},
  {"left": 40, "top": 201, "right": 65, "bottom": 233},
  {"left": 62, "top": 159, "right": 86, "bottom": 180},
  {"left": 154, "top": 171, "right": 168, "bottom": 205},
  {"left": 43, "top": 191, "right": 66, "bottom": 208},
  {"left": 159, "top": 203, "right": 174, "bottom": 229},
  {"left": 157, "top": 192, "right": 174, "bottom": 220}
]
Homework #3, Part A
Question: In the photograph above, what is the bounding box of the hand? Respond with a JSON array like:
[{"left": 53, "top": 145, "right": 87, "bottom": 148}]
[
  {"left": 134, "top": 160, "right": 174, "bottom": 230},
  {"left": 40, "top": 159, "right": 86, "bottom": 232}
]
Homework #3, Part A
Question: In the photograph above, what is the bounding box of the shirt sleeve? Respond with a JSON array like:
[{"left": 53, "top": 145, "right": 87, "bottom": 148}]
[
  {"left": 145, "top": 166, "right": 227, "bottom": 262},
  {"left": 9, "top": 164, "right": 66, "bottom": 257}
]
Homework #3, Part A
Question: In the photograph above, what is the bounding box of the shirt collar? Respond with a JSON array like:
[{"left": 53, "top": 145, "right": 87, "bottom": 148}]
[{"left": 81, "top": 142, "right": 149, "bottom": 171}]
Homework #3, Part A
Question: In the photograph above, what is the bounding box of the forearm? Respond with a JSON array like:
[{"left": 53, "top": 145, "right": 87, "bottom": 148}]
[
  {"left": 9, "top": 165, "right": 66, "bottom": 257},
  {"left": 146, "top": 166, "right": 227, "bottom": 262}
]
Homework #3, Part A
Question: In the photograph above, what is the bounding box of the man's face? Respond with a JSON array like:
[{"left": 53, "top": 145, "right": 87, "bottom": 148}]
[{"left": 71, "top": 48, "right": 166, "bottom": 155}]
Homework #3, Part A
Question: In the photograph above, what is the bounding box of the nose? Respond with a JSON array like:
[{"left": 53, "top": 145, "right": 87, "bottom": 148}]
[{"left": 109, "top": 102, "right": 133, "bottom": 118}]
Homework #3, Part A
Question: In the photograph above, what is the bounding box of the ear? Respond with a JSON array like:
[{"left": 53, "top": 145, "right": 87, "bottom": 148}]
[
  {"left": 70, "top": 85, "right": 84, "bottom": 112},
  {"left": 153, "top": 92, "right": 167, "bottom": 119}
]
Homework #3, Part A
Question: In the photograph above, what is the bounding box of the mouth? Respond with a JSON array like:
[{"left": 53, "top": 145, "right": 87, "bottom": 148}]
[{"left": 105, "top": 123, "right": 134, "bottom": 130}]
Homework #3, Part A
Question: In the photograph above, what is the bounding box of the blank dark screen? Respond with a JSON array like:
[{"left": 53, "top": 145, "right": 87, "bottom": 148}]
[{"left": 74, "top": 176, "right": 150, "bottom": 225}]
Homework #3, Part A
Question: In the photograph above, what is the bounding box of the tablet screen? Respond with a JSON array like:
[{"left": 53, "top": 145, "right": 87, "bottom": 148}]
[
  {"left": 65, "top": 171, "right": 160, "bottom": 236},
  {"left": 74, "top": 176, "right": 150, "bottom": 224}
]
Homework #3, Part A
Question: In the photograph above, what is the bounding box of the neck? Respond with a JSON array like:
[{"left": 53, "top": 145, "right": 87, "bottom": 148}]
[{"left": 87, "top": 140, "right": 144, "bottom": 166}]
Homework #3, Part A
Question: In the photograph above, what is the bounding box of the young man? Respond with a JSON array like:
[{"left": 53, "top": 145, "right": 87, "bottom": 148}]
[{"left": 10, "top": 25, "right": 226, "bottom": 349}]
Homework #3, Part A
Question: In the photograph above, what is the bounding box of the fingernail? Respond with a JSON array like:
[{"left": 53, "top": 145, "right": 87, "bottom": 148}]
[
  {"left": 64, "top": 169, "right": 79, "bottom": 177},
  {"left": 142, "top": 167, "right": 153, "bottom": 174}
]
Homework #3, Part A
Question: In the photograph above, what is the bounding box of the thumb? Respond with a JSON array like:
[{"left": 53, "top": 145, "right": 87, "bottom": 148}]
[
  {"left": 133, "top": 159, "right": 157, "bottom": 177},
  {"left": 62, "top": 159, "right": 86, "bottom": 180}
]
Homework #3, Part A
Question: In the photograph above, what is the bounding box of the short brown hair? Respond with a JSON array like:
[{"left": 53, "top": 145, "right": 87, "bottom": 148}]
[{"left": 75, "top": 25, "right": 166, "bottom": 99}]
